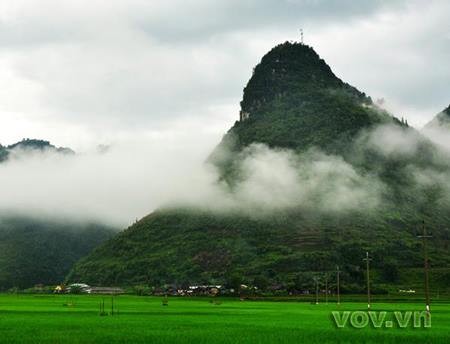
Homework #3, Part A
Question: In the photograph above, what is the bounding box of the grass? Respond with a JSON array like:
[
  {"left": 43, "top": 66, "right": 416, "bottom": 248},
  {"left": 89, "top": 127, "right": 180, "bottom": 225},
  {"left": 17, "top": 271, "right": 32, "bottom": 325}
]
[{"left": 0, "top": 294, "right": 449, "bottom": 343}]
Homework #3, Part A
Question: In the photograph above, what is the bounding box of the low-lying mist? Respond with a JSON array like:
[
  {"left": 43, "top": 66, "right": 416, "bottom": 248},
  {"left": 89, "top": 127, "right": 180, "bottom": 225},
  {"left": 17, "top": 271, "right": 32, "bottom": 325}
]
[{"left": 0, "top": 123, "right": 448, "bottom": 228}]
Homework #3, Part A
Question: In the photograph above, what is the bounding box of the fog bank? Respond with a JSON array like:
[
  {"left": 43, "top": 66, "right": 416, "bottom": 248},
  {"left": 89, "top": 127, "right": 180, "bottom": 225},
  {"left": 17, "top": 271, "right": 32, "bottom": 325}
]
[{"left": 0, "top": 123, "right": 448, "bottom": 227}]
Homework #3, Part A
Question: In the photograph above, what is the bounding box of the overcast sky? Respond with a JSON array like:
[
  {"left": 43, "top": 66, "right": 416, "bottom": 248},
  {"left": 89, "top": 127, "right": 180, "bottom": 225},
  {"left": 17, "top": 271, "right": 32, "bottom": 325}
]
[{"left": 0, "top": 0, "right": 449, "bottom": 151}]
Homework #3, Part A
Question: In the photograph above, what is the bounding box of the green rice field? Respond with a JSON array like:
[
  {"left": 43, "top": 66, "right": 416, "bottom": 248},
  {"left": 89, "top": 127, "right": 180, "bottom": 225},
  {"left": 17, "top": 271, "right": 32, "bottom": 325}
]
[{"left": 0, "top": 294, "right": 448, "bottom": 343}]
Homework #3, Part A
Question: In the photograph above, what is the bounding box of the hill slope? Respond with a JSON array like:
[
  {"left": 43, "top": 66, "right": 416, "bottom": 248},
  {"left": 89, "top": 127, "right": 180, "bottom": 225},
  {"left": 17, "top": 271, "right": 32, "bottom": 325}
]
[
  {"left": 0, "top": 139, "right": 115, "bottom": 290},
  {"left": 69, "top": 43, "right": 450, "bottom": 292},
  {"left": 0, "top": 216, "right": 114, "bottom": 290}
]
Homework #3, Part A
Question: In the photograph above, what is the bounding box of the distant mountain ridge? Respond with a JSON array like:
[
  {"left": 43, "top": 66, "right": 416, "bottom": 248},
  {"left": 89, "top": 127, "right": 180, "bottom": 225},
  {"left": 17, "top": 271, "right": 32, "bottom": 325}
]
[
  {"left": 0, "top": 138, "right": 115, "bottom": 290},
  {"left": 0, "top": 138, "right": 74, "bottom": 162}
]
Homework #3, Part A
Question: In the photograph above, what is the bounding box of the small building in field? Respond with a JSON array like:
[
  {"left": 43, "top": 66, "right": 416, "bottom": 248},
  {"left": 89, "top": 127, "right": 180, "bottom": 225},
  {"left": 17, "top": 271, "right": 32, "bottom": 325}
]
[
  {"left": 67, "top": 283, "right": 92, "bottom": 293},
  {"left": 89, "top": 287, "right": 124, "bottom": 295}
]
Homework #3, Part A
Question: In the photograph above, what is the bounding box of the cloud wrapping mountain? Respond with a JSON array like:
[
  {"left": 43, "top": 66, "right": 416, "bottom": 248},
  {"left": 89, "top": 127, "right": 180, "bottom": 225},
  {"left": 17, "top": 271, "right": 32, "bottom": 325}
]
[{"left": 1, "top": 120, "right": 449, "bottom": 227}]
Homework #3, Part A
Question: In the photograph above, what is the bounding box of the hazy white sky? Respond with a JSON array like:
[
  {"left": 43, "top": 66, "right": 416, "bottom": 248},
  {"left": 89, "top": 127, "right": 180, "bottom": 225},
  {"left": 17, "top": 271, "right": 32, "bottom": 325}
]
[{"left": 0, "top": 0, "right": 449, "bottom": 151}]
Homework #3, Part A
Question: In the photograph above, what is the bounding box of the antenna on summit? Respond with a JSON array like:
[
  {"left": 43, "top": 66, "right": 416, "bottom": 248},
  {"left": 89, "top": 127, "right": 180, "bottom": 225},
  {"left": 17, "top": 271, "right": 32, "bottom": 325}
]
[{"left": 300, "top": 29, "right": 304, "bottom": 44}]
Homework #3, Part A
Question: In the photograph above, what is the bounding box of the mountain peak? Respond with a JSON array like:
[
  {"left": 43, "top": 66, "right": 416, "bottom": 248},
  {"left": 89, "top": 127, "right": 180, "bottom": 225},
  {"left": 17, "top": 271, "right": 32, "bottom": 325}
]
[
  {"left": 7, "top": 138, "right": 75, "bottom": 154},
  {"left": 7, "top": 138, "right": 54, "bottom": 150},
  {"left": 0, "top": 138, "right": 74, "bottom": 162},
  {"left": 240, "top": 42, "right": 341, "bottom": 114},
  {"left": 210, "top": 42, "right": 397, "bottom": 174},
  {"left": 239, "top": 42, "right": 373, "bottom": 120}
]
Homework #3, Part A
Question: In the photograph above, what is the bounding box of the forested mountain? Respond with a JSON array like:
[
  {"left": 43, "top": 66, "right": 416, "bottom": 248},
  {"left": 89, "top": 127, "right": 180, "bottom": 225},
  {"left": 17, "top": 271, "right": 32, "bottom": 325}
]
[
  {"left": 0, "top": 139, "right": 115, "bottom": 290},
  {"left": 68, "top": 42, "right": 450, "bottom": 292},
  {"left": 0, "top": 216, "right": 114, "bottom": 290}
]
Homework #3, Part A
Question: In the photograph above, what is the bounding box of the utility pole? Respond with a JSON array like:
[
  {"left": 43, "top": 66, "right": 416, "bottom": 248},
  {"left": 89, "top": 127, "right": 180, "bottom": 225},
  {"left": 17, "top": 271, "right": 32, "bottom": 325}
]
[
  {"left": 313, "top": 277, "right": 319, "bottom": 304},
  {"left": 111, "top": 296, "right": 114, "bottom": 316},
  {"left": 300, "top": 29, "right": 304, "bottom": 44},
  {"left": 418, "top": 220, "right": 432, "bottom": 315},
  {"left": 363, "top": 252, "right": 372, "bottom": 309},
  {"left": 336, "top": 266, "right": 341, "bottom": 305}
]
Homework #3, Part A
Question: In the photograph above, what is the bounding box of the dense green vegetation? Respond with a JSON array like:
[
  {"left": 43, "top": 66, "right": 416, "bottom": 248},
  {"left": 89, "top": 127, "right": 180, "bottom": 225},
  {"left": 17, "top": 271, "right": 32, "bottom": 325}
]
[
  {"left": 0, "top": 294, "right": 448, "bottom": 343},
  {"left": 68, "top": 207, "right": 450, "bottom": 292},
  {"left": 70, "top": 42, "right": 450, "bottom": 291},
  {"left": 0, "top": 216, "right": 114, "bottom": 290}
]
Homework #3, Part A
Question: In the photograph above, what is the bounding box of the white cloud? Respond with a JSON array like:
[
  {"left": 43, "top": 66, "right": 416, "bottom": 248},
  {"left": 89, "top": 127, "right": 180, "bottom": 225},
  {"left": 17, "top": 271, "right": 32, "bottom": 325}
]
[
  {"left": 364, "top": 124, "right": 424, "bottom": 157},
  {"left": 1, "top": 120, "right": 449, "bottom": 227},
  {"left": 0, "top": 138, "right": 387, "bottom": 226},
  {"left": 228, "top": 144, "right": 382, "bottom": 213}
]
